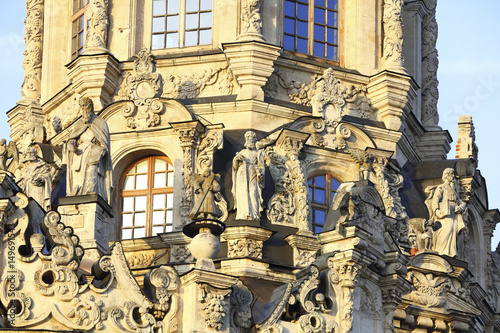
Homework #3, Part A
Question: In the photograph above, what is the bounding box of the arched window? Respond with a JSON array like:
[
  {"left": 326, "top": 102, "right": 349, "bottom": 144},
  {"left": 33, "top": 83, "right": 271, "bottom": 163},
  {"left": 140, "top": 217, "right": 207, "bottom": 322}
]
[
  {"left": 119, "top": 156, "right": 174, "bottom": 240},
  {"left": 308, "top": 174, "right": 340, "bottom": 234}
]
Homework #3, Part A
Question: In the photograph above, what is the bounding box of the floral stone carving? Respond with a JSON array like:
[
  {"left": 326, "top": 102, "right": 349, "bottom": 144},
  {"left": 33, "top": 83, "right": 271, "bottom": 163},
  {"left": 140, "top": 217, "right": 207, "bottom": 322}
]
[
  {"left": 22, "top": 0, "right": 44, "bottom": 101},
  {"left": 121, "top": 49, "right": 164, "bottom": 129},
  {"left": 84, "top": 0, "right": 109, "bottom": 53},
  {"left": 199, "top": 283, "right": 232, "bottom": 331},
  {"left": 382, "top": 0, "right": 405, "bottom": 72},
  {"left": 238, "top": 0, "right": 265, "bottom": 41},
  {"left": 265, "top": 130, "right": 311, "bottom": 232}
]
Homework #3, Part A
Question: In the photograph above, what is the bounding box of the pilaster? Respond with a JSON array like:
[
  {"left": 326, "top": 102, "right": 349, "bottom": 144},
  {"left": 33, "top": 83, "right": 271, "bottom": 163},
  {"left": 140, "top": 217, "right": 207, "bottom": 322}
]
[
  {"left": 171, "top": 120, "right": 205, "bottom": 227},
  {"left": 223, "top": 225, "right": 272, "bottom": 259}
]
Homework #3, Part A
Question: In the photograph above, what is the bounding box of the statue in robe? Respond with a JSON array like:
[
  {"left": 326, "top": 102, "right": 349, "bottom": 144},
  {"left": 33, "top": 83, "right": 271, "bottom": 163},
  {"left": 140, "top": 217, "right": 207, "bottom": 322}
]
[
  {"left": 64, "top": 97, "right": 113, "bottom": 203},
  {"left": 190, "top": 167, "right": 223, "bottom": 220},
  {"left": 21, "top": 147, "right": 52, "bottom": 210},
  {"left": 232, "top": 131, "right": 265, "bottom": 220},
  {"left": 425, "top": 168, "right": 466, "bottom": 257}
]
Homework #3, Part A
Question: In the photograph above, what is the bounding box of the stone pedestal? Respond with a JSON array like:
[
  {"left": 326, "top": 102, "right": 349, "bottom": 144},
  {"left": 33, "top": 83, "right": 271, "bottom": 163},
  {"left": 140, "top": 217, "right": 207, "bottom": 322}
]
[
  {"left": 223, "top": 225, "right": 272, "bottom": 259},
  {"left": 180, "top": 269, "right": 237, "bottom": 333},
  {"left": 57, "top": 194, "right": 112, "bottom": 259},
  {"left": 285, "top": 233, "right": 321, "bottom": 268},
  {"left": 67, "top": 53, "right": 120, "bottom": 110},
  {"left": 222, "top": 41, "right": 280, "bottom": 101}
]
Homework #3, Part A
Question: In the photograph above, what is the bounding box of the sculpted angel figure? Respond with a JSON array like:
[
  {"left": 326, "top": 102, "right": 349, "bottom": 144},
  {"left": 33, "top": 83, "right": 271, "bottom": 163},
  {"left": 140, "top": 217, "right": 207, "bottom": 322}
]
[
  {"left": 64, "top": 97, "right": 113, "bottom": 203},
  {"left": 0, "top": 139, "right": 19, "bottom": 172},
  {"left": 232, "top": 131, "right": 265, "bottom": 220},
  {"left": 425, "top": 168, "right": 466, "bottom": 257}
]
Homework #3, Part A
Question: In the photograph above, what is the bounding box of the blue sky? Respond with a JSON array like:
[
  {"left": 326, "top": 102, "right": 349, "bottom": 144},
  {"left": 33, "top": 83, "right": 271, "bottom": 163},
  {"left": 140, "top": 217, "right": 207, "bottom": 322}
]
[{"left": 1, "top": 1, "right": 500, "bottom": 248}]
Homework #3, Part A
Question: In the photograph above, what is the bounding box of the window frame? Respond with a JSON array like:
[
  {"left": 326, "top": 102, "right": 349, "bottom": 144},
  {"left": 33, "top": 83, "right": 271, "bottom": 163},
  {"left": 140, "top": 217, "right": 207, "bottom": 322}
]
[
  {"left": 119, "top": 156, "right": 175, "bottom": 240},
  {"left": 71, "top": 0, "right": 89, "bottom": 60},
  {"left": 308, "top": 174, "right": 340, "bottom": 234},
  {"left": 150, "top": 0, "right": 213, "bottom": 51},
  {"left": 283, "top": 0, "right": 341, "bottom": 64}
]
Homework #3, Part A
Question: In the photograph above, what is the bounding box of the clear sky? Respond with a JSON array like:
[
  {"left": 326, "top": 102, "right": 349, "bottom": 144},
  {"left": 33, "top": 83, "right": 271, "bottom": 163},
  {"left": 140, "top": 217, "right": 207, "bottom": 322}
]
[{"left": 1, "top": 1, "right": 499, "bottom": 248}]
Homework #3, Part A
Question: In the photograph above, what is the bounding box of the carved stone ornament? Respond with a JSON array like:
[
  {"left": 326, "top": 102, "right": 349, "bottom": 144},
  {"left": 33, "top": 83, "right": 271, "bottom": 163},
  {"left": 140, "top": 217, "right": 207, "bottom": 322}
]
[
  {"left": 265, "top": 130, "right": 311, "bottom": 232},
  {"left": 264, "top": 68, "right": 376, "bottom": 120},
  {"left": 407, "top": 270, "right": 450, "bottom": 307},
  {"left": 199, "top": 283, "right": 232, "bottom": 331},
  {"left": 230, "top": 281, "right": 254, "bottom": 333},
  {"left": 0, "top": 139, "right": 19, "bottom": 173},
  {"left": 171, "top": 245, "right": 194, "bottom": 262},
  {"left": 238, "top": 0, "right": 265, "bottom": 41},
  {"left": 121, "top": 49, "right": 165, "bottom": 129},
  {"left": 20, "top": 146, "right": 52, "bottom": 210},
  {"left": 161, "top": 64, "right": 234, "bottom": 100},
  {"left": 310, "top": 119, "right": 352, "bottom": 151},
  {"left": 228, "top": 238, "right": 263, "bottom": 258},
  {"left": 382, "top": 0, "right": 406, "bottom": 72},
  {"left": 84, "top": 0, "right": 109, "bottom": 53},
  {"left": 21, "top": 0, "right": 44, "bottom": 101},
  {"left": 144, "top": 266, "right": 180, "bottom": 323},
  {"left": 421, "top": 0, "right": 440, "bottom": 128}
]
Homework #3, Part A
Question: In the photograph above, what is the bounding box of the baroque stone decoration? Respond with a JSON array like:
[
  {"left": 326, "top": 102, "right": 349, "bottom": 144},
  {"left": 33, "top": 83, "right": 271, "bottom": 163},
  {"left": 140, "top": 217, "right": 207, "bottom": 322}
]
[
  {"left": 238, "top": 0, "right": 265, "bottom": 41},
  {"left": 265, "top": 130, "right": 311, "bottom": 232},
  {"left": 2, "top": 1, "right": 500, "bottom": 332},
  {"left": 382, "top": 0, "right": 405, "bottom": 72},
  {"left": 232, "top": 131, "right": 265, "bottom": 220},
  {"left": 421, "top": 0, "right": 440, "bottom": 129},
  {"left": 21, "top": 0, "right": 44, "bottom": 101},
  {"left": 265, "top": 68, "right": 376, "bottom": 120},
  {"left": 120, "top": 49, "right": 164, "bottom": 129},
  {"left": 63, "top": 97, "right": 113, "bottom": 203},
  {"left": 84, "top": 0, "right": 109, "bottom": 53}
]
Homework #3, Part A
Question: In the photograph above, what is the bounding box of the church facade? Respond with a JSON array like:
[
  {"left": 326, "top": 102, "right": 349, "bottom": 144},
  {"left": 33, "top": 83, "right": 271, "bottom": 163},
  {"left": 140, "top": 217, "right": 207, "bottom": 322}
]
[{"left": 1, "top": 0, "right": 500, "bottom": 332}]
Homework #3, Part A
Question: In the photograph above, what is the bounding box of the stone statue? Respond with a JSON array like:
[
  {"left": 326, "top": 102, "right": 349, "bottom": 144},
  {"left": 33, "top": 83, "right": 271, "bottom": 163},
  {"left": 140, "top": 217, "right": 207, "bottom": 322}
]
[
  {"left": 0, "top": 139, "right": 19, "bottom": 172},
  {"left": 64, "top": 97, "right": 113, "bottom": 203},
  {"left": 21, "top": 147, "right": 52, "bottom": 210},
  {"left": 190, "top": 167, "right": 223, "bottom": 220},
  {"left": 232, "top": 131, "right": 265, "bottom": 220},
  {"left": 425, "top": 168, "right": 466, "bottom": 257}
]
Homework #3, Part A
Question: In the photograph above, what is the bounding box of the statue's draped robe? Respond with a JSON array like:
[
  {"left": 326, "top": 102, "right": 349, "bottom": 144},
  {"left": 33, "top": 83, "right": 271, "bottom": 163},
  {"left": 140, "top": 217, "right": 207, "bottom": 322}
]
[
  {"left": 64, "top": 114, "right": 113, "bottom": 202},
  {"left": 232, "top": 148, "right": 265, "bottom": 220},
  {"left": 431, "top": 182, "right": 465, "bottom": 257}
]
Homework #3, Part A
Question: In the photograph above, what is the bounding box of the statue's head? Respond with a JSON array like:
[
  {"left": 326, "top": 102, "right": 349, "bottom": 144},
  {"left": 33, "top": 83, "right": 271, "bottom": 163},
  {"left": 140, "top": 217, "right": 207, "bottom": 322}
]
[
  {"left": 244, "top": 131, "right": 257, "bottom": 150},
  {"left": 79, "top": 97, "right": 94, "bottom": 123},
  {"left": 25, "top": 147, "right": 38, "bottom": 162},
  {"left": 442, "top": 168, "right": 455, "bottom": 183}
]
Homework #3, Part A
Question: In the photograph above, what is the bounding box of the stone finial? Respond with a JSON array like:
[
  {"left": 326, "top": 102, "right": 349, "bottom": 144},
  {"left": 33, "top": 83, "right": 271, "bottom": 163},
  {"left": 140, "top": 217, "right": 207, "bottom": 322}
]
[{"left": 455, "top": 115, "right": 478, "bottom": 161}]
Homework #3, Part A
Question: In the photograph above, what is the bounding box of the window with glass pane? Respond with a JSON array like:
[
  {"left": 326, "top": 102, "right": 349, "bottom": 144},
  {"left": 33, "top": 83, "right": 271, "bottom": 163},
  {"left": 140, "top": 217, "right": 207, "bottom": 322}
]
[
  {"left": 120, "top": 156, "right": 174, "bottom": 240},
  {"left": 284, "top": 0, "right": 339, "bottom": 61},
  {"left": 71, "top": 0, "right": 89, "bottom": 59},
  {"left": 308, "top": 174, "right": 340, "bottom": 234},
  {"left": 152, "top": 0, "right": 212, "bottom": 49}
]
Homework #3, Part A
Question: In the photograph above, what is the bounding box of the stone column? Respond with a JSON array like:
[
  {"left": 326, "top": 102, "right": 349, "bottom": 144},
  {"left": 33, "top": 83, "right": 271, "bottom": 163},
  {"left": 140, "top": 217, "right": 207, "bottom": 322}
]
[
  {"left": 83, "top": 0, "right": 109, "bottom": 54},
  {"left": 337, "top": 263, "right": 361, "bottom": 333},
  {"left": 382, "top": 0, "right": 406, "bottom": 74},
  {"left": 21, "top": 0, "right": 44, "bottom": 103},
  {"left": 421, "top": 0, "right": 440, "bottom": 130},
  {"left": 237, "top": 0, "right": 265, "bottom": 42},
  {"left": 171, "top": 121, "right": 204, "bottom": 227}
]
